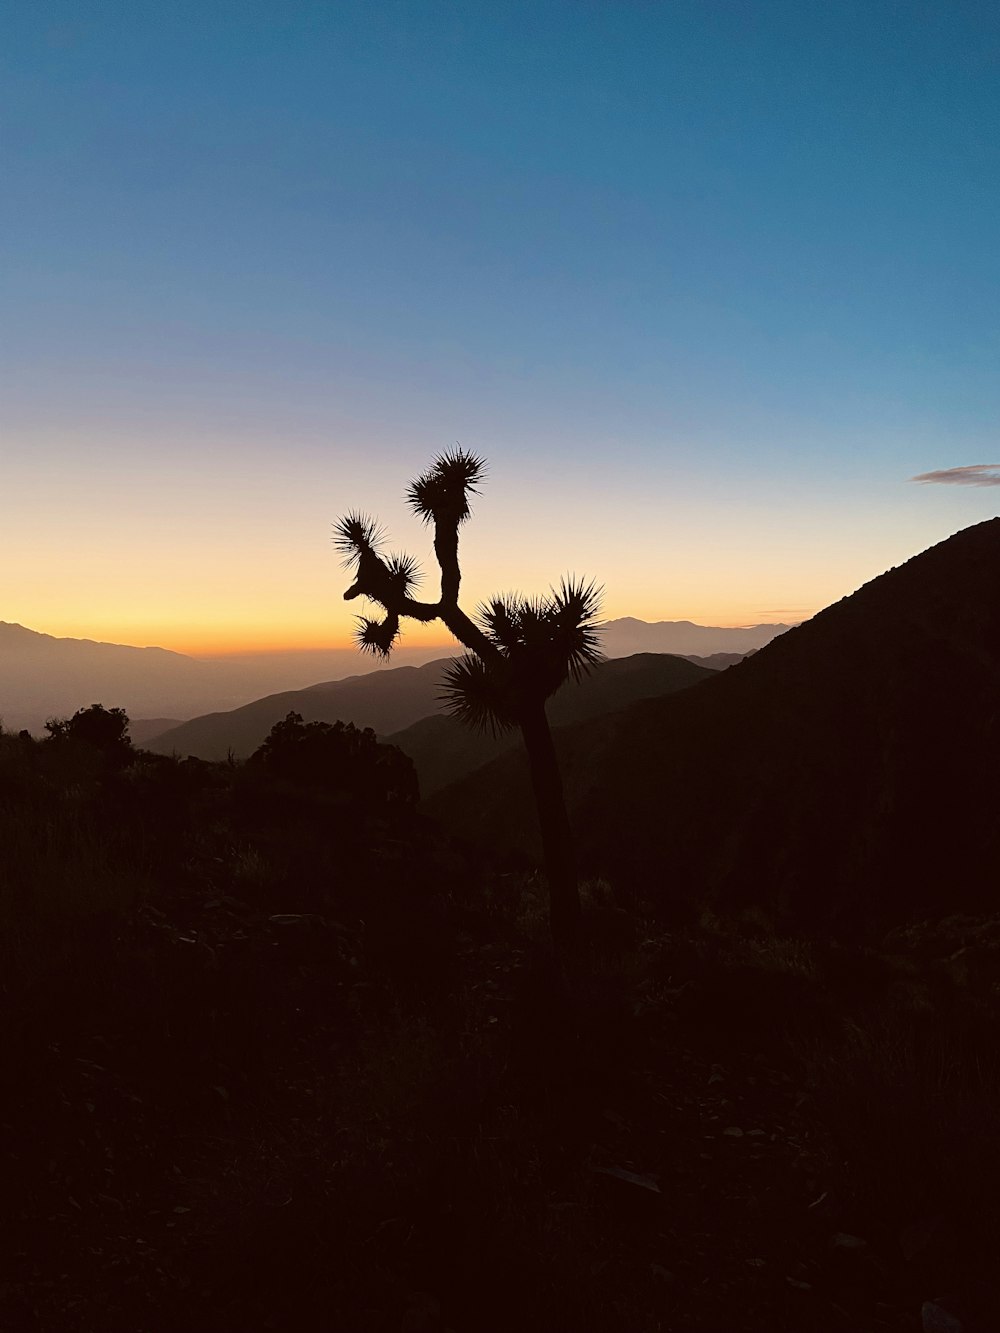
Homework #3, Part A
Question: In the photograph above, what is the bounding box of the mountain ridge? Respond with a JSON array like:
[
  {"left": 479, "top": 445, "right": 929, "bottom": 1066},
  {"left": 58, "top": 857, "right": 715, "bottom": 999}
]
[
  {"left": 145, "top": 659, "right": 455, "bottom": 760},
  {"left": 145, "top": 650, "right": 735, "bottom": 762},
  {"left": 1, "top": 618, "right": 786, "bottom": 736},
  {"left": 0, "top": 623, "right": 446, "bottom": 734},
  {"left": 385, "top": 652, "right": 719, "bottom": 796},
  {"left": 428, "top": 519, "right": 1000, "bottom": 928}
]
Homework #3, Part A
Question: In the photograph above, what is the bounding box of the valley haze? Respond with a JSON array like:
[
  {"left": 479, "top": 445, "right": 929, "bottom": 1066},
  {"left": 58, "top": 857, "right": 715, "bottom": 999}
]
[{"left": 0, "top": 617, "right": 791, "bottom": 738}]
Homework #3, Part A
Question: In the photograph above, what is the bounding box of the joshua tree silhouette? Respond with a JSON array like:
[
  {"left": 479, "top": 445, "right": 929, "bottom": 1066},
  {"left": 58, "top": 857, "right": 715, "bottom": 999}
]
[{"left": 334, "top": 450, "right": 602, "bottom": 948}]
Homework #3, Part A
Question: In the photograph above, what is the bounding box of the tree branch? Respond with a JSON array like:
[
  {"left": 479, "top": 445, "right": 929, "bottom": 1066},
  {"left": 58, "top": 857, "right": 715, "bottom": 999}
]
[
  {"left": 399, "top": 595, "right": 442, "bottom": 623},
  {"left": 440, "top": 605, "right": 502, "bottom": 662},
  {"left": 434, "top": 516, "right": 461, "bottom": 608}
]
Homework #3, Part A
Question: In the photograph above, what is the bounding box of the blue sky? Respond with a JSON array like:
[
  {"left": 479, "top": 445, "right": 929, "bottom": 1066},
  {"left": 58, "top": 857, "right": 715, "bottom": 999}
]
[{"left": 2, "top": 1, "right": 998, "bottom": 651}]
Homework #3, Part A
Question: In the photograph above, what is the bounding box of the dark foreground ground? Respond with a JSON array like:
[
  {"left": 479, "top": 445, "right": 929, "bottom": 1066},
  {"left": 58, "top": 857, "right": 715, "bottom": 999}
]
[{"left": 4, "top": 868, "right": 1000, "bottom": 1333}]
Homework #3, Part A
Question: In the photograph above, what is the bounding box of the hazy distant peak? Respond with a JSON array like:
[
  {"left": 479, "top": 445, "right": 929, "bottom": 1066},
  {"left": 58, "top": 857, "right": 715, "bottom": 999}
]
[
  {"left": 601, "top": 617, "right": 793, "bottom": 632},
  {"left": 0, "top": 624, "right": 458, "bottom": 736},
  {"left": 0, "top": 621, "right": 51, "bottom": 642},
  {"left": 1, "top": 614, "right": 790, "bottom": 741},
  {"left": 599, "top": 618, "right": 793, "bottom": 659},
  {"left": 0, "top": 621, "right": 195, "bottom": 660}
]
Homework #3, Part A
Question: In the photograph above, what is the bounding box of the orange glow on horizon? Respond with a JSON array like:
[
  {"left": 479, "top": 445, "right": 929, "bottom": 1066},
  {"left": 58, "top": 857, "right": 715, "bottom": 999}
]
[
  {"left": 184, "top": 632, "right": 458, "bottom": 658},
  {"left": 18, "top": 611, "right": 461, "bottom": 659},
  {"left": 25, "top": 606, "right": 807, "bottom": 659}
]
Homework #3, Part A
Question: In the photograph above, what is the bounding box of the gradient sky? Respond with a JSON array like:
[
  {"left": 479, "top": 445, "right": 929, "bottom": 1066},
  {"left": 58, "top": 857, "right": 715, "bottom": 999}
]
[{"left": 3, "top": 1, "right": 999, "bottom": 654}]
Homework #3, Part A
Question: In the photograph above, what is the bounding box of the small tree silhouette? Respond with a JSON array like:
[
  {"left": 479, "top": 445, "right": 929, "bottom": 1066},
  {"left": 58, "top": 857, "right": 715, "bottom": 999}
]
[
  {"left": 334, "top": 450, "right": 602, "bottom": 948},
  {"left": 251, "top": 711, "right": 418, "bottom": 808},
  {"left": 45, "top": 704, "right": 132, "bottom": 754}
]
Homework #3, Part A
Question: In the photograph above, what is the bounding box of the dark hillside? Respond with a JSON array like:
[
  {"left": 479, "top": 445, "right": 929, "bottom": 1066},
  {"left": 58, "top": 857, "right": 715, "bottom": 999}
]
[
  {"left": 432, "top": 519, "right": 1000, "bottom": 928},
  {"left": 683, "top": 651, "right": 748, "bottom": 670},
  {"left": 147, "top": 658, "right": 456, "bottom": 760},
  {"left": 128, "top": 717, "right": 182, "bottom": 745},
  {"left": 388, "top": 652, "right": 715, "bottom": 796},
  {"left": 6, "top": 687, "right": 1000, "bottom": 1329}
]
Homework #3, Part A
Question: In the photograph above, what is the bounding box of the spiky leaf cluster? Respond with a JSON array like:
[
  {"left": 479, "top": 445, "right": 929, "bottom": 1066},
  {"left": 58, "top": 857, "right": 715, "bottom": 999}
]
[
  {"left": 333, "top": 512, "right": 386, "bottom": 568},
  {"left": 355, "top": 612, "right": 400, "bottom": 659},
  {"left": 440, "top": 577, "right": 604, "bottom": 726},
  {"left": 407, "top": 449, "right": 486, "bottom": 527},
  {"left": 439, "top": 654, "right": 517, "bottom": 736},
  {"left": 477, "top": 578, "right": 603, "bottom": 681},
  {"left": 384, "top": 552, "right": 421, "bottom": 600},
  {"left": 334, "top": 512, "right": 425, "bottom": 655},
  {"left": 335, "top": 513, "right": 421, "bottom": 602},
  {"left": 546, "top": 577, "right": 605, "bottom": 682}
]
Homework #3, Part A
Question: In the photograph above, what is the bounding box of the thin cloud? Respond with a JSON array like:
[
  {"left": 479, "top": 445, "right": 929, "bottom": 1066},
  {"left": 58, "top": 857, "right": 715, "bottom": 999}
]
[{"left": 911, "top": 465, "right": 1000, "bottom": 487}]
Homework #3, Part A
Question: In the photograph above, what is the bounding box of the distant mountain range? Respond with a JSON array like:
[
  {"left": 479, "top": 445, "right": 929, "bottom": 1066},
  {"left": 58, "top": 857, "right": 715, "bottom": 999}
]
[
  {"left": 600, "top": 618, "right": 791, "bottom": 657},
  {"left": 145, "top": 649, "right": 739, "bottom": 763},
  {"left": 0, "top": 624, "right": 225, "bottom": 735},
  {"left": 429, "top": 519, "right": 1000, "bottom": 928},
  {"left": 0, "top": 624, "right": 446, "bottom": 735},
  {"left": 0, "top": 614, "right": 788, "bottom": 744},
  {"left": 146, "top": 660, "right": 454, "bottom": 761},
  {"left": 128, "top": 718, "right": 184, "bottom": 746}
]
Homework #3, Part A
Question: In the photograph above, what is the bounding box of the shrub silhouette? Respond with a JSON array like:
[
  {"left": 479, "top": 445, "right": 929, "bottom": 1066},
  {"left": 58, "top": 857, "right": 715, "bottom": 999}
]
[
  {"left": 334, "top": 450, "right": 601, "bottom": 948},
  {"left": 45, "top": 703, "right": 132, "bottom": 756},
  {"left": 250, "top": 711, "right": 418, "bottom": 808}
]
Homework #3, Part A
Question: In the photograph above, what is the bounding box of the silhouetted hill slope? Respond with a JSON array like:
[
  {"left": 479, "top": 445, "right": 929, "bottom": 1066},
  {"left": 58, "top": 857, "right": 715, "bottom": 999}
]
[
  {"left": 128, "top": 718, "right": 183, "bottom": 746},
  {"left": 600, "top": 618, "right": 791, "bottom": 657},
  {"left": 682, "top": 652, "right": 748, "bottom": 670},
  {"left": 432, "top": 520, "right": 1000, "bottom": 928},
  {"left": 2, "top": 617, "right": 764, "bottom": 741},
  {"left": 387, "top": 653, "right": 716, "bottom": 796},
  {"left": 143, "top": 641, "right": 745, "bottom": 763},
  {"left": 147, "top": 658, "right": 457, "bottom": 760}
]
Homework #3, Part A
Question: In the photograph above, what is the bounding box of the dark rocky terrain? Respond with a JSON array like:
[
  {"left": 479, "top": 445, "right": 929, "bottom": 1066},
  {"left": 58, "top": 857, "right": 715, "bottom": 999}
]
[{"left": 433, "top": 519, "right": 1000, "bottom": 930}]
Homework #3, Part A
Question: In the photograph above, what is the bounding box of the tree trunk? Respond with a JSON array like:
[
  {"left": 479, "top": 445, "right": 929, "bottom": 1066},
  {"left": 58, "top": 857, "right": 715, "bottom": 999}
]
[{"left": 519, "top": 700, "right": 582, "bottom": 950}]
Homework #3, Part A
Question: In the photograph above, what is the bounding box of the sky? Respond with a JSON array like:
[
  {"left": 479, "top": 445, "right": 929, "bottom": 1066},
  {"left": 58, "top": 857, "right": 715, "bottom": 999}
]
[{"left": 2, "top": 0, "right": 998, "bottom": 655}]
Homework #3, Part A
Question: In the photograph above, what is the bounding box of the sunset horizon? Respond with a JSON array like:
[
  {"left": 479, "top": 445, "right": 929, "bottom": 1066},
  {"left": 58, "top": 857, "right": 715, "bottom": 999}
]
[
  {"left": 6, "top": 501, "right": 988, "bottom": 658},
  {"left": 5, "top": 5, "right": 1000, "bottom": 1325},
  {"left": 9, "top": 516, "right": 995, "bottom": 657},
  {"left": 5, "top": 4, "right": 998, "bottom": 671},
  {"left": 11, "top": 601, "right": 804, "bottom": 660}
]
